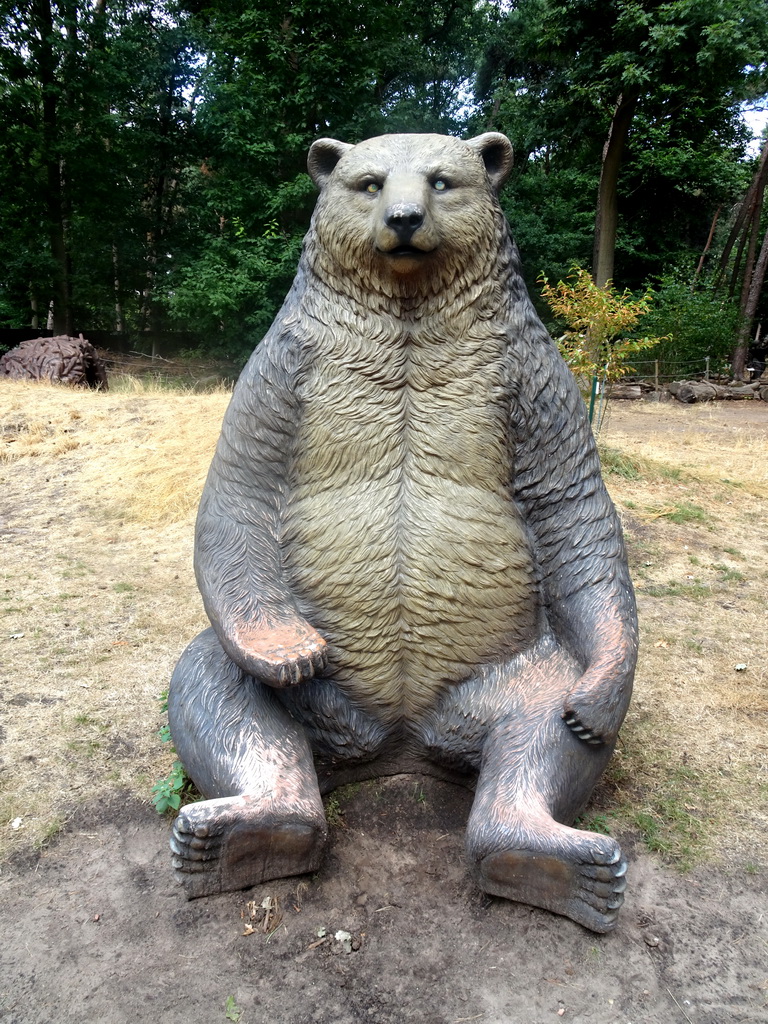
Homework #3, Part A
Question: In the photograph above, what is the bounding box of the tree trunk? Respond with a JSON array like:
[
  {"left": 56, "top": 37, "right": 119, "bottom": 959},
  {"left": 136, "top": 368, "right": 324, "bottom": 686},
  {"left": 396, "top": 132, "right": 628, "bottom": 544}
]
[
  {"left": 592, "top": 89, "right": 639, "bottom": 288},
  {"left": 693, "top": 206, "right": 720, "bottom": 283},
  {"left": 732, "top": 222, "right": 768, "bottom": 379},
  {"left": 33, "top": 0, "right": 72, "bottom": 336},
  {"left": 738, "top": 171, "right": 767, "bottom": 313},
  {"left": 112, "top": 244, "right": 124, "bottom": 333},
  {"left": 715, "top": 139, "right": 768, "bottom": 295}
]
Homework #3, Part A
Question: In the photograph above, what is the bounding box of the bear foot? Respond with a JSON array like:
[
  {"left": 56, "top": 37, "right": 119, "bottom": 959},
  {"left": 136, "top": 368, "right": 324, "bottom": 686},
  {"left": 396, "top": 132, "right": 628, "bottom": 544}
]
[
  {"left": 471, "top": 817, "right": 627, "bottom": 934},
  {"left": 170, "top": 795, "right": 327, "bottom": 899}
]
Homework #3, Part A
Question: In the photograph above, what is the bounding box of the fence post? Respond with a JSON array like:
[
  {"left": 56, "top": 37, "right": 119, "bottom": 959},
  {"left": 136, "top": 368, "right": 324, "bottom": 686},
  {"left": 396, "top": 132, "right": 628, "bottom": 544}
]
[
  {"left": 588, "top": 375, "right": 598, "bottom": 424},
  {"left": 705, "top": 356, "right": 710, "bottom": 381},
  {"left": 654, "top": 359, "right": 659, "bottom": 395}
]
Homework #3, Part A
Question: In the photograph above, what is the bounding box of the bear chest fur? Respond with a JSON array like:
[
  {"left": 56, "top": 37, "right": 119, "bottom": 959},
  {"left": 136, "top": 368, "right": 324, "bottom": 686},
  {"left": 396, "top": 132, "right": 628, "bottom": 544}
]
[{"left": 282, "top": 316, "right": 539, "bottom": 722}]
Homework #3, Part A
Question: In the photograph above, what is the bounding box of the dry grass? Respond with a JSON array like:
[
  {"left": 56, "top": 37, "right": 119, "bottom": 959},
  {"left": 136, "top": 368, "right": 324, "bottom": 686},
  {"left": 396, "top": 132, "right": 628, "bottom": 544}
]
[
  {"left": 591, "top": 400, "right": 768, "bottom": 868},
  {"left": 0, "top": 378, "right": 229, "bottom": 855},
  {"left": 1, "top": 376, "right": 230, "bottom": 524},
  {"left": 1, "top": 382, "right": 766, "bottom": 872}
]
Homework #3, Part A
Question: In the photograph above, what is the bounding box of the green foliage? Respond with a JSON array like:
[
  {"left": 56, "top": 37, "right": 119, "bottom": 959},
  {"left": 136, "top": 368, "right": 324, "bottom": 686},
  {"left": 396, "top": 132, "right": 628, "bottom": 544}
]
[
  {"left": 150, "top": 760, "right": 189, "bottom": 814},
  {"left": 224, "top": 996, "right": 243, "bottom": 1022},
  {"left": 641, "top": 271, "right": 743, "bottom": 372},
  {"left": 477, "top": 0, "right": 768, "bottom": 289},
  {"left": 323, "top": 795, "right": 344, "bottom": 828},
  {"left": 665, "top": 502, "right": 709, "bottom": 526},
  {"left": 151, "top": 692, "right": 196, "bottom": 814},
  {"left": 540, "top": 265, "right": 662, "bottom": 383},
  {"left": 598, "top": 446, "right": 644, "bottom": 480},
  {"left": 500, "top": 167, "right": 597, "bottom": 290},
  {"left": 163, "top": 230, "right": 305, "bottom": 361},
  {"left": 576, "top": 811, "right": 615, "bottom": 835},
  {"left": 0, "top": 0, "right": 765, "bottom": 352}
]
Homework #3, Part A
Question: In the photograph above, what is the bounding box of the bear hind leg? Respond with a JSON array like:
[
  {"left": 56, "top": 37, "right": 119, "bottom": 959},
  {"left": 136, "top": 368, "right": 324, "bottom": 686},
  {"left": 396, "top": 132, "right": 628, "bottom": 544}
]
[
  {"left": 471, "top": 808, "right": 627, "bottom": 934},
  {"left": 461, "top": 642, "right": 628, "bottom": 933},
  {"left": 170, "top": 797, "right": 326, "bottom": 899},
  {"left": 168, "top": 628, "right": 327, "bottom": 898}
]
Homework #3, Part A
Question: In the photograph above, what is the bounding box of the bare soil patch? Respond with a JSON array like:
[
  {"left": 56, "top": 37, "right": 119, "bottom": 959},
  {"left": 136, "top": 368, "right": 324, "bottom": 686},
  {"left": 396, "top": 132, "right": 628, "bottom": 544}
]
[{"left": 1, "top": 383, "right": 767, "bottom": 1023}]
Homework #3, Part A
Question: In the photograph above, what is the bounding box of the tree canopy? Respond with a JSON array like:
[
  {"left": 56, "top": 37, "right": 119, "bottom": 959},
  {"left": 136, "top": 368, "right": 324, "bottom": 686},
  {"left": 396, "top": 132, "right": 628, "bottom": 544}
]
[{"left": 0, "top": 0, "right": 766, "bottom": 366}]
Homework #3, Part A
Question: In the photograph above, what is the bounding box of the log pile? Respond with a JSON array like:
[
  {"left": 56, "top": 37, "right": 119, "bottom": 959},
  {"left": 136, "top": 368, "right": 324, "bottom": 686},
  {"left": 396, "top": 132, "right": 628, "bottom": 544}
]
[
  {"left": 0, "top": 334, "right": 108, "bottom": 389},
  {"left": 667, "top": 379, "right": 768, "bottom": 404}
]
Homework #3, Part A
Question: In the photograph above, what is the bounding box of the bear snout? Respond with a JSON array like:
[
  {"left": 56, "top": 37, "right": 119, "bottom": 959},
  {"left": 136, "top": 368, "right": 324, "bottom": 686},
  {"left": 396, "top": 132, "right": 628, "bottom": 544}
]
[{"left": 384, "top": 202, "right": 426, "bottom": 244}]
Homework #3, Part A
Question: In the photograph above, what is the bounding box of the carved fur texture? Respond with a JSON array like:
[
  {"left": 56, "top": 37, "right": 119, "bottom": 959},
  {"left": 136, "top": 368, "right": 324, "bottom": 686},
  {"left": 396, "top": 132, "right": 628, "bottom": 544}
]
[
  {"left": 195, "top": 132, "right": 635, "bottom": 732},
  {"left": 169, "top": 133, "right": 637, "bottom": 930}
]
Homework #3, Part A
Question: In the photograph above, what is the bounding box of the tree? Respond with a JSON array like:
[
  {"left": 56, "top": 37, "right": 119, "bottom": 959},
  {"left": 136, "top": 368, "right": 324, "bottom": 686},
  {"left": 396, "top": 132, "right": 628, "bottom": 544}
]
[
  {"left": 0, "top": 1, "right": 201, "bottom": 335},
  {"left": 540, "top": 264, "right": 661, "bottom": 388},
  {"left": 162, "top": 0, "right": 489, "bottom": 357},
  {"left": 477, "top": 0, "right": 768, "bottom": 288},
  {"left": 711, "top": 137, "right": 768, "bottom": 376}
]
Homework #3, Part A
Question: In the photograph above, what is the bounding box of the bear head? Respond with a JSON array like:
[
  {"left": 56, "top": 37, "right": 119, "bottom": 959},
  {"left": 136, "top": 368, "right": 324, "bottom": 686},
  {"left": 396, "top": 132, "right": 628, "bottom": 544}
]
[{"left": 306, "top": 133, "right": 514, "bottom": 299}]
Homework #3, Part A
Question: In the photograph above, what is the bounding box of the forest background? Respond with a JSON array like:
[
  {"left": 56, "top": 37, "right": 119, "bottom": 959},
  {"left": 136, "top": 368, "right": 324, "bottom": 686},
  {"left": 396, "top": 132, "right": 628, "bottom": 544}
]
[{"left": 1, "top": 0, "right": 767, "bottom": 374}]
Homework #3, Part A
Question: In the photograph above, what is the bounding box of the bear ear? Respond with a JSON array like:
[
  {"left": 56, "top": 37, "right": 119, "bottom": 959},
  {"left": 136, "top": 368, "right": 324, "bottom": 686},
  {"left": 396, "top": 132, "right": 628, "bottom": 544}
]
[
  {"left": 308, "top": 138, "right": 354, "bottom": 189},
  {"left": 466, "top": 133, "right": 514, "bottom": 191}
]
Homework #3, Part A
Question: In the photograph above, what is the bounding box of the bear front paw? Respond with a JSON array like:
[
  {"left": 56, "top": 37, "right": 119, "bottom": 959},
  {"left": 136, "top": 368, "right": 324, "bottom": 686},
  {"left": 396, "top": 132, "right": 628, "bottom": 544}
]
[
  {"left": 562, "top": 709, "right": 607, "bottom": 746},
  {"left": 230, "top": 621, "right": 328, "bottom": 686}
]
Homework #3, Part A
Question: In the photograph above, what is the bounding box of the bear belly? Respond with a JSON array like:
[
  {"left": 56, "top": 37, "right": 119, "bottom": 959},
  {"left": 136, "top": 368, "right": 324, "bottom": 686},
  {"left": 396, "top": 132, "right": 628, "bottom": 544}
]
[
  {"left": 282, "top": 337, "right": 539, "bottom": 722},
  {"left": 285, "top": 478, "right": 537, "bottom": 721}
]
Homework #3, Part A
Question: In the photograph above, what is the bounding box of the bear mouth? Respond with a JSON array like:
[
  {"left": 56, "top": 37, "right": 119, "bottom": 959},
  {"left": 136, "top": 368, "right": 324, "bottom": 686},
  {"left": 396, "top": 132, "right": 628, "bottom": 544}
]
[{"left": 381, "top": 244, "right": 431, "bottom": 258}]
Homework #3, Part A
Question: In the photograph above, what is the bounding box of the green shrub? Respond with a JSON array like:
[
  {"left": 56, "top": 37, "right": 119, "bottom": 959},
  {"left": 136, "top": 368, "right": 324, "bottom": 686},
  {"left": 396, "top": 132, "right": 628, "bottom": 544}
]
[{"left": 639, "top": 271, "right": 741, "bottom": 377}]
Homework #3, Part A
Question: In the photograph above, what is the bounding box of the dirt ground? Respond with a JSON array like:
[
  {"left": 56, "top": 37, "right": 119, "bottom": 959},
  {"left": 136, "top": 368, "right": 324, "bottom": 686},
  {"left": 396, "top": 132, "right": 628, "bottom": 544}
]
[
  {"left": 2, "top": 779, "right": 767, "bottom": 1024},
  {"left": 1, "top": 387, "right": 768, "bottom": 1024}
]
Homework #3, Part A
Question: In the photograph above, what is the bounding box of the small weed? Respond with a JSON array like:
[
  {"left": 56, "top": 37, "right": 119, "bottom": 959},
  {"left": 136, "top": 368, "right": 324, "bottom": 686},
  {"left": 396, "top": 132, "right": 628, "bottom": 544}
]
[
  {"left": 57, "top": 557, "right": 90, "bottom": 578},
  {"left": 66, "top": 739, "right": 101, "bottom": 755},
  {"left": 688, "top": 555, "right": 701, "bottom": 566},
  {"left": 745, "top": 863, "right": 760, "bottom": 875},
  {"left": 721, "top": 546, "right": 744, "bottom": 559},
  {"left": 624, "top": 766, "right": 711, "bottom": 869},
  {"left": 658, "top": 465, "right": 682, "bottom": 480},
  {"left": 413, "top": 782, "right": 426, "bottom": 804},
  {"left": 34, "top": 816, "right": 66, "bottom": 850},
  {"left": 323, "top": 783, "right": 362, "bottom": 827},
  {"left": 324, "top": 795, "right": 344, "bottom": 828},
  {"left": 623, "top": 500, "right": 637, "bottom": 509},
  {"left": 336, "top": 782, "right": 362, "bottom": 799},
  {"left": 666, "top": 502, "right": 709, "bottom": 526},
  {"left": 642, "top": 580, "right": 710, "bottom": 599},
  {"left": 576, "top": 812, "right": 613, "bottom": 835},
  {"left": 224, "top": 996, "right": 243, "bottom": 1022},
  {"left": 151, "top": 760, "right": 191, "bottom": 813},
  {"left": 599, "top": 446, "right": 644, "bottom": 479},
  {"left": 73, "top": 713, "right": 98, "bottom": 727},
  {"left": 151, "top": 692, "right": 199, "bottom": 814},
  {"left": 113, "top": 582, "right": 134, "bottom": 593},
  {"left": 713, "top": 564, "right": 745, "bottom": 583}
]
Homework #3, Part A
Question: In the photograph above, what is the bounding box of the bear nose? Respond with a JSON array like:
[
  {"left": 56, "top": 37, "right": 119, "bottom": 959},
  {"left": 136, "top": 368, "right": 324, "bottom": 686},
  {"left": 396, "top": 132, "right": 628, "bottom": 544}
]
[{"left": 385, "top": 203, "right": 425, "bottom": 243}]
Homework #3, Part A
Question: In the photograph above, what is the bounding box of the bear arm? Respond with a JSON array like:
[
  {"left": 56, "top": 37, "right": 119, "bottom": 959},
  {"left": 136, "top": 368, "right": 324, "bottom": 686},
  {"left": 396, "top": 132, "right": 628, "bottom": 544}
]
[
  {"left": 512, "top": 334, "right": 637, "bottom": 741},
  {"left": 195, "top": 341, "right": 326, "bottom": 686}
]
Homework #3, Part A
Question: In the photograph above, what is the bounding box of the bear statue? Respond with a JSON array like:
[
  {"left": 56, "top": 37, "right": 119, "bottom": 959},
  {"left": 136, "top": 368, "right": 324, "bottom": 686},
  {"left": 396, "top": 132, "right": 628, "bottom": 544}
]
[{"left": 167, "top": 132, "right": 637, "bottom": 934}]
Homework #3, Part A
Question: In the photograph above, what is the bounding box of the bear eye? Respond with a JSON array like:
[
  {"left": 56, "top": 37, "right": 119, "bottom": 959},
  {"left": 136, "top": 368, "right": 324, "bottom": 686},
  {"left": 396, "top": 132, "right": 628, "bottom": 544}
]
[
  {"left": 363, "top": 181, "right": 381, "bottom": 194},
  {"left": 433, "top": 178, "right": 449, "bottom": 191}
]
